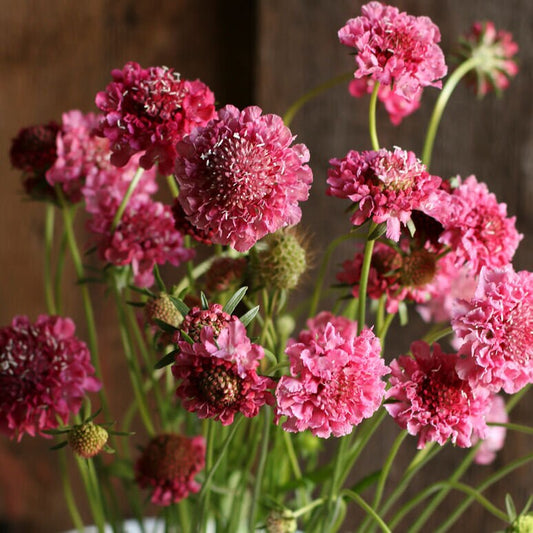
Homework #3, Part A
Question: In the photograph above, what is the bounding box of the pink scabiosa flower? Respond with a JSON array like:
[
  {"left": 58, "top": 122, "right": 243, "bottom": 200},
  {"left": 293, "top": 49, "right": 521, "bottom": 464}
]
[
  {"left": 456, "top": 21, "right": 519, "bottom": 96},
  {"left": 473, "top": 394, "right": 508, "bottom": 465},
  {"left": 135, "top": 433, "right": 205, "bottom": 506},
  {"left": 416, "top": 253, "right": 478, "bottom": 324},
  {"left": 172, "top": 310, "right": 274, "bottom": 425},
  {"left": 429, "top": 176, "right": 522, "bottom": 276},
  {"left": 87, "top": 198, "right": 193, "bottom": 288},
  {"left": 174, "top": 105, "right": 313, "bottom": 252},
  {"left": 385, "top": 341, "right": 490, "bottom": 449},
  {"left": 45, "top": 110, "right": 111, "bottom": 203},
  {"left": 275, "top": 312, "right": 388, "bottom": 438},
  {"left": 0, "top": 315, "right": 101, "bottom": 441},
  {"left": 348, "top": 78, "right": 422, "bottom": 125},
  {"left": 452, "top": 265, "right": 533, "bottom": 394},
  {"left": 338, "top": 1, "right": 447, "bottom": 101},
  {"left": 95, "top": 61, "right": 216, "bottom": 174},
  {"left": 327, "top": 147, "right": 441, "bottom": 241}
]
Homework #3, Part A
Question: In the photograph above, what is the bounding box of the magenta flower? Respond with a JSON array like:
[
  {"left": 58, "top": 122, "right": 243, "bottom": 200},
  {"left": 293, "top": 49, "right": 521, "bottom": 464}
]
[
  {"left": 135, "top": 433, "right": 205, "bottom": 506},
  {"left": 87, "top": 199, "right": 193, "bottom": 288},
  {"left": 385, "top": 341, "right": 490, "bottom": 449},
  {"left": 453, "top": 265, "right": 533, "bottom": 394},
  {"left": 348, "top": 79, "right": 422, "bottom": 125},
  {"left": 456, "top": 21, "right": 519, "bottom": 96},
  {"left": 0, "top": 315, "right": 101, "bottom": 441},
  {"left": 473, "top": 394, "right": 508, "bottom": 465},
  {"left": 174, "top": 105, "right": 313, "bottom": 252},
  {"left": 95, "top": 61, "right": 216, "bottom": 174},
  {"left": 338, "top": 1, "right": 447, "bottom": 101},
  {"left": 172, "top": 315, "right": 274, "bottom": 425},
  {"left": 428, "top": 176, "right": 522, "bottom": 276},
  {"left": 327, "top": 147, "right": 441, "bottom": 241},
  {"left": 275, "top": 312, "right": 388, "bottom": 438}
]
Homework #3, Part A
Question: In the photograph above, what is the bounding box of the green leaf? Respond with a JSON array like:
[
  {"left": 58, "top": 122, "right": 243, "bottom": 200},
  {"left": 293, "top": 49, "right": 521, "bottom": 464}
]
[
  {"left": 368, "top": 222, "right": 388, "bottom": 241},
  {"left": 239, "top": 305, "right": 259, "bottom": 327},
  {"left": 169, "top": 295, "right": 190, "bottom": 316},
  {"left": 126, "top": 300, "right": 146, "bottom": 308},
  {"left": 154, "top": 350, "right": 179, "bottom": 370},
  {"left": 505, "top": 494, "right": 517, "bottom": 521},
  {"left": 200, "top": 291, "right": 209, "bottom": 310},
  {"left": 153, "top": 318, "right": 179, "bottom": 333},
  {"left": 179, "top": 330, "right": 195, "bottom": 345},
  {"left": 50, "top": 440, "right": 68, "bottom": 451},
  {"left": 398, "top": 301, "right": 409, "bottom": 326},
  {"left": 223, "top": 287, "right": 248, "bottom": 315}
]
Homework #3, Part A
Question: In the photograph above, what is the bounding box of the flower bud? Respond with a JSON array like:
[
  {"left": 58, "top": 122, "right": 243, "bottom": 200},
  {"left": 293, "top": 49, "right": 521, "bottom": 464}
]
[
  {"left": 266, "top": 509, "right": 298, "bottom": 533},
  {"left": 145, "top": 292, "right": 182, "bottom": 328},
  {"left": 68, "top": 422, "right": 109, "bottom": 459}
]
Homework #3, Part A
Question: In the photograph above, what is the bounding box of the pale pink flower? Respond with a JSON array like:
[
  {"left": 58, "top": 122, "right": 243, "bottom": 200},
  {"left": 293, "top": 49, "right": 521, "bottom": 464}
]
[
  {"left": 338, "top": 1, "right": 447, "bottom": 101},
  {"left": 348, "top": 79, "right": 422, "bottom": 125},
  {"left": 327, "top": 147, "right": 441, "bottom": 241},
  {"left": 417, "top": 253, "right": 478, "bottom": 324},
  {"left": 456, "top": 21, "right": 519, "bottom": 96},
  {"left": 453, "top": 265, "right": 533, "bottom": 394},
  {"left": 172, "top": 317, "right": 274, "bottom": 425},
  {"left": 135, "top": 433, "right": 205, "bottom": 506},
  {"left": 426, "top": 176, "right": 522, "bottom": 276},
  {"left": 386, "top": 341, "right": 490, "bottom": 449},
  {"left": 45, "top": 110, "right": 109, "bottom": 203},
  {"left": 474, "top": 394, "right": 508, "bottom": 465},
  {"left": 0, "top": 315, "right": 101, "bottom": 440},
  {"left": 95, "top": 61, "right": 216, "bottom": 174},
  {"left": 275, "top": 313, "right": 388, "bottom": 438},
  {"left": 174, "top": 105, "right": 313, "bottom": 252}
]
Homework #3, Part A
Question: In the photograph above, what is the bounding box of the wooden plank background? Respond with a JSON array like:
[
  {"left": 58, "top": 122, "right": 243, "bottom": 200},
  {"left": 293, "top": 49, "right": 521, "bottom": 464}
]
[{"left": 0, "top": 1, "right": 531, "bottom": 531}]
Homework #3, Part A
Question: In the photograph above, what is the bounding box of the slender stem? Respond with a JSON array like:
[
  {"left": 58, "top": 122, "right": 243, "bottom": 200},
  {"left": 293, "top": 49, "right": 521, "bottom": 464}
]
[
  {"left": 341, "top": 490, "right": 392, "bottom": 533},
  {"left": 59, "top": 450, "right": 85, "bottom": 532},
  {"left": 111, "top": 166, "right": 144, "bottom": 232},
  {"left": 308, "top": 231, "right": 359, "bottom": 318},
  {"left": 54, "top": 230, "right": 68, "bottom": 315},
  {"left": 112, "top": 279, "right": 155, "bottom": 436},
  {"left": 283, "top": 72, "right": 354, "bottom": 127},
  {"left": 249, "top": 408, "right": 272, "bottom": 530},
  {"left": 56, "top": 187, "right": 110, "bottom": 419},
  {"left": 75, "top": 457, "right": 106, "bottom": 533},
  {"left": 44, "top": 204, "right": 57, "bottom": 314},
  {"left": 166, "top": 174, "right": 179, "bottom": 198},
  {"left": 357, "top": 224, "right": 376, "bottom": 333},
  {"left": 368, "top": 82, "right": 380, "bottom": 151},
  {"left": 372, "top": 431, "right": 408, "bottom": 512},
  {"left": 422, "top": 325, "right": 454, "bottom": 345},
  {"left": 422, "top": 56, "right": 482, "bottom": 168}
]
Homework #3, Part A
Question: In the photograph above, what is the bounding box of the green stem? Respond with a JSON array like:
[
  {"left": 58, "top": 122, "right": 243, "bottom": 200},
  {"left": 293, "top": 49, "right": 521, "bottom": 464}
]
[
  {"left": 371, "top": 431, "right": 408, "bottom": 512},
  {"left": 357, "top": 225, "right": 376, "bottom": 333},
  {"left": 369, "top": 82, "right": 380, "bottom": 151},
  {"left": 283, "top": 72, "right": 354, "bottom": 127},
  {"left": 308, "top": 231, "right": 359, "bottom": 318},
  {"left": 112, "top": 278, "right": 155, "bottom": 436},
  {"left": 166, "top": 174, "right": 179, "bottom": 198},
  {"left": 422, "top": 325, "right": 454, "bottom": 345},
  {"left": 341, "top": 490, "right": 392, "bottom": 533},
  {"left": 56, "top": 187, "right": 110, "bottom": 419},
  {"left": 249, "top": 408, "right": 272, "bottom": 530},
  {"left": 59, "top": 450, "right": 85, "bottom": 532},
  {"left": 44, "top": 204, "right": 57, "bottom": 314},
  {"left": 54, "top": 230, "right": 68, "bottom": 315},
  {"left": 433, "top": 453, "right": 533, "bottom": 533},
  {"left": 422, "top": 56, "right": 482, "bottom": 168},
  {"left": 75, "top": 457, "right": 106, "bottom": 533},
  {"left": 111, "top": 167, "right": 144, "bottom": 232}
]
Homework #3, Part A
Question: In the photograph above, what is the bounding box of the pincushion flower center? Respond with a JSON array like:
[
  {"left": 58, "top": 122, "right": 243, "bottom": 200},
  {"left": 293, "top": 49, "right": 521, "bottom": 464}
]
[
  {"left": 504, "top": 302, "right": 533, "bottom": 364},
  {"left": 204, "top": 134, "right": 277, "bottom": 208},
  {"left": 419, "top": 373, "right": 467, "bottom": 413},
  {"left": 198, "top": 364, "right": 241, "bottom": 407}
]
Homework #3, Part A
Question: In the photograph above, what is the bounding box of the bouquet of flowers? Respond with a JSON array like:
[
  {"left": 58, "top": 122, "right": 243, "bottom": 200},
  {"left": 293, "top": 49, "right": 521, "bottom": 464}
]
[{"left": 3, "top": 2, "right": 531, "bottom": 532}]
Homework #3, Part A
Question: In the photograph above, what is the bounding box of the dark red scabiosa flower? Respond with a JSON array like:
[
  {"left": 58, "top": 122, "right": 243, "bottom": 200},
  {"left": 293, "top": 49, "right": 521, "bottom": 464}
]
[
  {"left": 95, "top": 61, "right": 216, "bottom": 174},
  {"left": 135, "top": 433, "right": 205, "bottom": 506},
  {"left": 174, "top": 105, "right": 313, "bottom": 252},
  {"left": 0, "top": 315, "right": 101, "bottom": 440}
]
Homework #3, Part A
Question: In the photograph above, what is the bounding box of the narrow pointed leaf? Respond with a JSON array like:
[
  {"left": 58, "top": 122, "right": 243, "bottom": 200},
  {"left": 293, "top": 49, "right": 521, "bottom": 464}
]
[
  {"left": 239, "top": 305, "right": 260, "bottom": 327},
  {"left": 200, "top": 291, "right": 209, "bottom": 310},
  {"left": 154, "top": 350, "right": 179, "bottom": 369},
  {"left": 223, "top": 287, "right": 248, "bottom": 315},
  {"left": 50, "top": 440, "right": 69, "bottom": 451},
  {"left": 169, "top": 295, "right": 190, "bottom": 316},
  {"left": 153, "top": 318, "right": 179, "bottom": 333}
]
